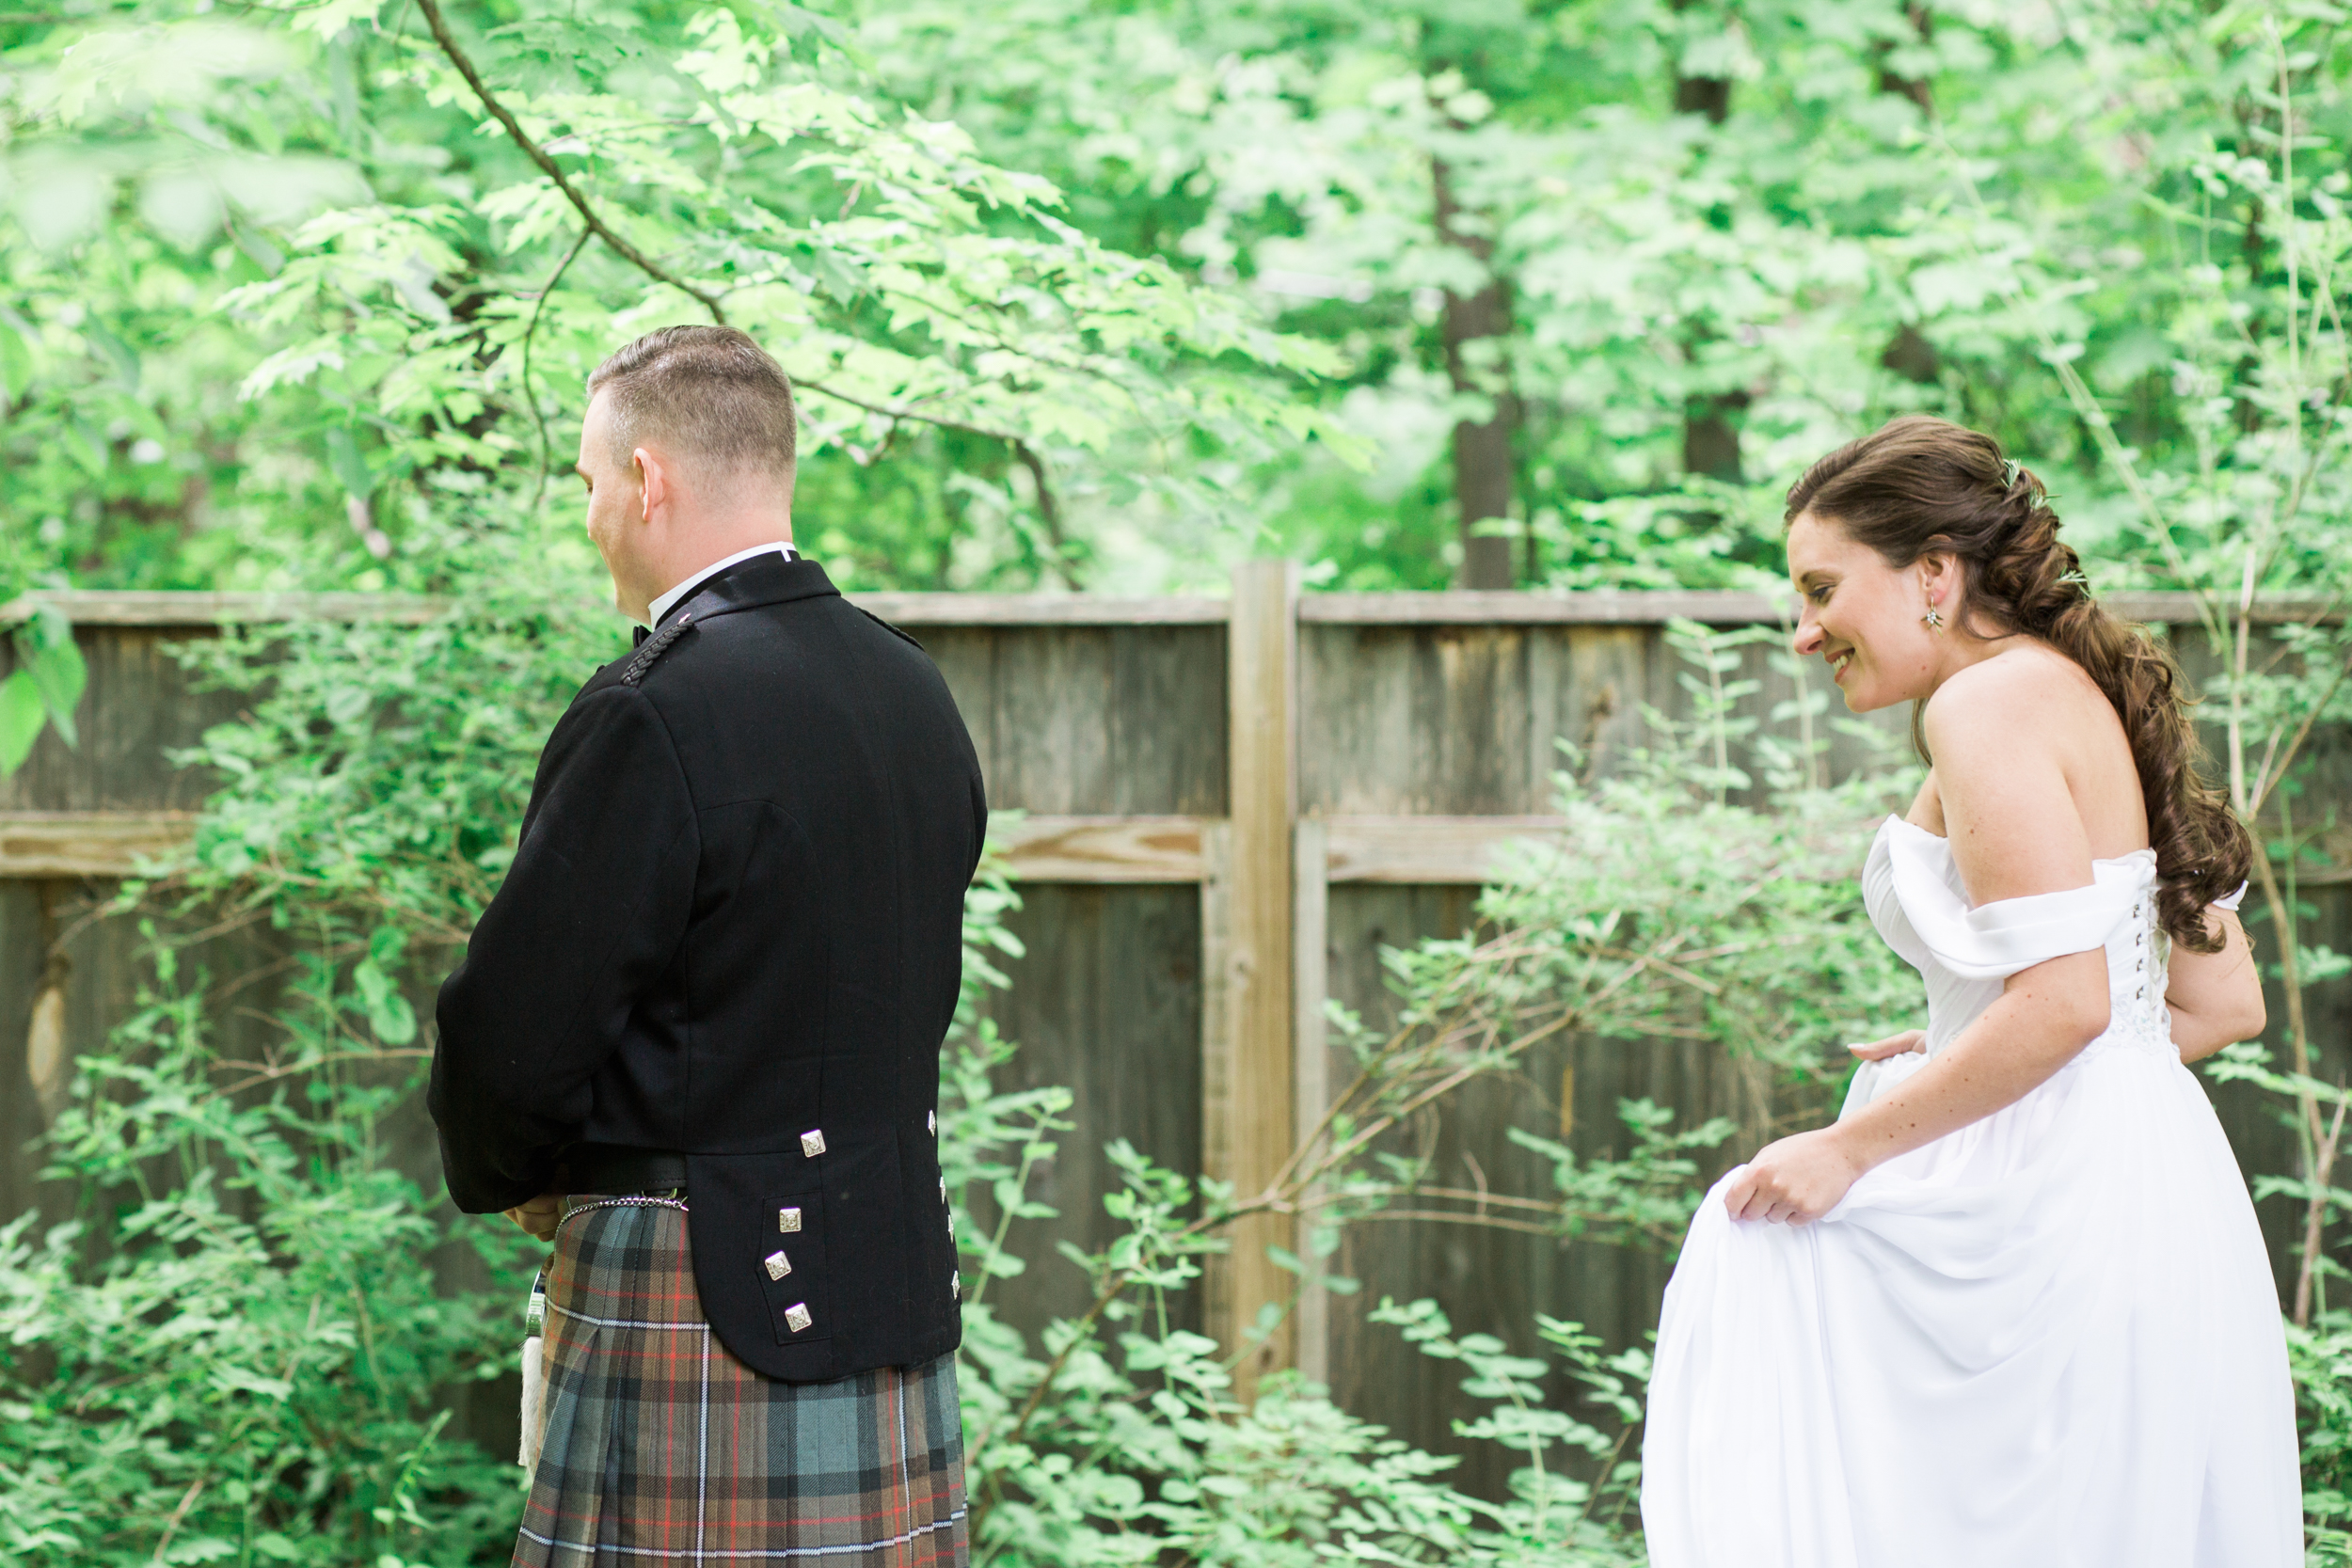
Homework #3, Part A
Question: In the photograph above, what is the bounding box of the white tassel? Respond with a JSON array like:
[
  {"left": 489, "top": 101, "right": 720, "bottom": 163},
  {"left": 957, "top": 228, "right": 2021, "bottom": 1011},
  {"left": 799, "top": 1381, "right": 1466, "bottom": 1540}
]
[{"left": 519, "top": 1333, "right": 548, "bottom": 1476}]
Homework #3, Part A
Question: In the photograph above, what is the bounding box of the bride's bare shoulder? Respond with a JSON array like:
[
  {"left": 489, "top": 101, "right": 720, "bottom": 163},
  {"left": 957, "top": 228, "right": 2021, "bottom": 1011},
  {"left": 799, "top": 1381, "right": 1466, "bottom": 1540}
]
[
  {"left": 1919, "top": 647, "right": 2114, "bottom": 883},
  {"left": 1920, "top": 644, "right": 2095, "bottom": 751}
]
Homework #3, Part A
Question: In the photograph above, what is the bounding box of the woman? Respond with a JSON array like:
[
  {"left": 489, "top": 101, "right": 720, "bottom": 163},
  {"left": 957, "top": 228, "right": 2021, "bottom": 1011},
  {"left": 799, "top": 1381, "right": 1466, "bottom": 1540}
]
[{"left": 1640, "top": 416, "right": 2300, "bottom": 1567}]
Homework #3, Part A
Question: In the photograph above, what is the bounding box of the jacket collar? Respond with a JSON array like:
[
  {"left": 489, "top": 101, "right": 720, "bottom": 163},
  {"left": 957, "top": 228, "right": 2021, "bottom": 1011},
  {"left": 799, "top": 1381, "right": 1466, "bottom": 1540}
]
[{"left": 651, "top": 553, "right": 839, "bottom": 630}]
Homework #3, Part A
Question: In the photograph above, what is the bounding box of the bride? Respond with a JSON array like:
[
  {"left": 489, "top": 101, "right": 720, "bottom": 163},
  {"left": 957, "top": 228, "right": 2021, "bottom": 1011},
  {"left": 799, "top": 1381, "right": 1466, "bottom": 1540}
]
[{"left": 1640, "top": 416, "right": 2301, "bottom": 1566}]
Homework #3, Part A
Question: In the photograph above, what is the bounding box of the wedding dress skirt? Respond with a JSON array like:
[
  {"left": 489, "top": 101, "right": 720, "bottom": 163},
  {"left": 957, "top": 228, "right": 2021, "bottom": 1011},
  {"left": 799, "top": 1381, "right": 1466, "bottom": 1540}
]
[{"left": 1641, "top": 816, "right": 2300, "bottom": 1567}]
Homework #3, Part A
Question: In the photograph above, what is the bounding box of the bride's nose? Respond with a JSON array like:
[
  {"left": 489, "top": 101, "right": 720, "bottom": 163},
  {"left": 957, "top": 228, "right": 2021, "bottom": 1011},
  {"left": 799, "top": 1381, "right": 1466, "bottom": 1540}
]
[{"left": 1791, "top": 611, "right": 1824, "bottom": 657}]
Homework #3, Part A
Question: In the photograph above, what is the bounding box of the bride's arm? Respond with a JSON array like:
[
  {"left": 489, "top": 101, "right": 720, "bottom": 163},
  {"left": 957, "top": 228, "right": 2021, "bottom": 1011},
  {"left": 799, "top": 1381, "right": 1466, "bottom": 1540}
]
[
  {"left": 2166, "top": 910, "right": 2264, "bottom": 1064},
  {"left": 1724, "top": 660, "right": 2115, "bottom": 1224}
]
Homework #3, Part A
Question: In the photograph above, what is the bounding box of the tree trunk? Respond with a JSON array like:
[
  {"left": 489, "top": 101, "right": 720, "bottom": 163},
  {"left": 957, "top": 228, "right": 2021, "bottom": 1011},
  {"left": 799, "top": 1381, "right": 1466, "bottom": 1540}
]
[
  {"left": 1434, "top": 155, "right": 1518, "bottom": 590},
  {"left": 1874, "top": 4, "right": 1934, "bottom": 111},
  {"left": 1878, "top": 6, "right": 1938, "bottom": 385},
  {"left": 1673, "top": 6, "right": 1741, "bottom": 483}
]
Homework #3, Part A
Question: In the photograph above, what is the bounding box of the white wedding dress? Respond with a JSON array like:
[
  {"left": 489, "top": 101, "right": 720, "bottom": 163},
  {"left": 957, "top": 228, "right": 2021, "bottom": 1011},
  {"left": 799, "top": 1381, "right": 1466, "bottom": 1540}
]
[{"left": 1642, "top": 815, "right": 2301, "bottom": 1567}]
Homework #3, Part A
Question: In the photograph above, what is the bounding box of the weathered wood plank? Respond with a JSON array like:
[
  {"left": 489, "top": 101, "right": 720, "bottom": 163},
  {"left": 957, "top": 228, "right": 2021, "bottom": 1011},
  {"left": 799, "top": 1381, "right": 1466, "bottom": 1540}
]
[
  {"left": 1302, "top": 589, "right": 1788, "bottom": 625},
  {"left": 0, "top": 626, "right": 245, "bottom": 814},
  {"left": 1320, "top": 816, "right": 1566, "bottom": 884},
  {"left": 992, "top": 816, "right": 1208, "bottom": 882},
  {"left": 1207, "top": 562, "right": 1298, "bottom": 1391},
  {"left": 971, "top": 883, "right": 1206, "bottom": 1338},
  {"left": 1300, "top": 624, "right": 1540, "bottom": 815},
  {"left": 1291, "top": 818, "right": 1332, "bottom": 1389},
  {"left": 1299, "top": 589, "right": 2335, "bottom": 626},
  {"left": 4, "top": 589, "right": 451, "bottom": 625},
  {"left": 1107, "top": 627, "right": 1229, "bottom": 816},
  {"left": 948, "top": 624, "right": 1227, "bottom": 818},
  {"left": 855, "top": 594, "right": 1227, "bottom": 626},
  {"left": 0, "top": 813, "right": 197, "bottom": 878}
]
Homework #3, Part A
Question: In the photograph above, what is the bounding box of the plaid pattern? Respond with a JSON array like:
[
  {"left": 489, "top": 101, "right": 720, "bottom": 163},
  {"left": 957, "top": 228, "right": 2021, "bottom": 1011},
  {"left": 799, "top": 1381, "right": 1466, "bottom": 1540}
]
[{"left": 515, "top": 1195, "right": 967, "bottom": 1566}]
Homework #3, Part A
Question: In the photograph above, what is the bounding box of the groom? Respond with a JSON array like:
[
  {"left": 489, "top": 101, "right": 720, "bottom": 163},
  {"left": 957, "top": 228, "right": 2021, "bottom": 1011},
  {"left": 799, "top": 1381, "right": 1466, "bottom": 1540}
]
[{"left": 429, "top": 325, "right": 985, "bottom": 1560}]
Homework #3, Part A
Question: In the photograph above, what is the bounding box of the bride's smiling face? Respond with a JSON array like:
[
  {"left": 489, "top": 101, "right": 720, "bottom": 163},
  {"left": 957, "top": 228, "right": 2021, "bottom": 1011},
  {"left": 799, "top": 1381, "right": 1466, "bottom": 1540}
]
[{"left": 1786, "top": 510, "right": 1956, "bottom": 711}]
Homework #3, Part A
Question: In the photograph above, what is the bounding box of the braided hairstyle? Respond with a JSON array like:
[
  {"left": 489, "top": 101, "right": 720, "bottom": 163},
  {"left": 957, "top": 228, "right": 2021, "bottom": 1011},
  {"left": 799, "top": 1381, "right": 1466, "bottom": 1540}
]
[{"left": 1786, "top": 415, "right": 2249, "bottom": 953}]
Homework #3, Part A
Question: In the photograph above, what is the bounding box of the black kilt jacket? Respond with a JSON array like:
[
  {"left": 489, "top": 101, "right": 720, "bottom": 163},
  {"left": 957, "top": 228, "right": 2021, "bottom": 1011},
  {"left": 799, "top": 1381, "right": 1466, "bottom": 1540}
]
[{"left": 429, "top": 554, "right": 985, "bottom": 1383}]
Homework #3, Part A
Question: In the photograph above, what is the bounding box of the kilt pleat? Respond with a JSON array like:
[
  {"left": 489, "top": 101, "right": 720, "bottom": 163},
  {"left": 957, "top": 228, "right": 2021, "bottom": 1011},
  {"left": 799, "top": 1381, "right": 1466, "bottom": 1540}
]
[{"left": 514, "top": 1195, "right": 968, "bottom": 1566}]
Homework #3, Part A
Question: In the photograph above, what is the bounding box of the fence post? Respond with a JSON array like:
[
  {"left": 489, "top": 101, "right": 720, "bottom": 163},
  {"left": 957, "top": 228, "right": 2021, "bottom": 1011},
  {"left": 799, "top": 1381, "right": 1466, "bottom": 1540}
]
[
  {"left": 1291, "top": 816, "right": 1330, "bottom": 1388},
  {"left": 1203, "top": 559, "right": 1298, "bottom": 1395}
]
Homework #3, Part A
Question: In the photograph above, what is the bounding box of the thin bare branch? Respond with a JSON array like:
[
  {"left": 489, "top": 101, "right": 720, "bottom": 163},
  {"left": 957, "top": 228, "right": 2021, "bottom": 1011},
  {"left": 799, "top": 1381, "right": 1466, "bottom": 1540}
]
[{"left": 526, "top": 226, "right": 595, "bottom": 510}]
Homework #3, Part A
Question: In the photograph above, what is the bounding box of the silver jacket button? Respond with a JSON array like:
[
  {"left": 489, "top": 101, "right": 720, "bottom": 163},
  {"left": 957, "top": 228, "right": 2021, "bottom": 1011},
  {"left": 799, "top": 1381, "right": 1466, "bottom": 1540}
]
[
  {"left": 778, "top": 1207, "right": 803, "bottom": 1233},
  {"left": 764, "top": 1250, "right": 792, "bottom": 1281},
  {"left": 785, "top": 1302, "right": 813, "bottom": 1333},
  {"left": 928, "top": 1110, "right": 937, "bottom": 1134},
  {"left": 801, "top": 1129, "right": 826, "bottom": 1158},
  {"left": 950, "top": 1270, "right": 960, "bottom": 1300}
]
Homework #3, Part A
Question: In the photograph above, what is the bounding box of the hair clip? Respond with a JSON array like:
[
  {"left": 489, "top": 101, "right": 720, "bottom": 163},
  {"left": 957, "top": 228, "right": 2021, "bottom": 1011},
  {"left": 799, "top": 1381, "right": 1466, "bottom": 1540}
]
[{"left": 2001, "top": 458, "right": 2024, "bottom": 489}]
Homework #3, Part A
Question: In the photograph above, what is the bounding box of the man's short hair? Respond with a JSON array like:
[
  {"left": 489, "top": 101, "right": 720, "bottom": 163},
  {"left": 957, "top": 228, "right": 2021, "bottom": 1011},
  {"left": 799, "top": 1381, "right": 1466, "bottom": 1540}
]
[{"left": 586, "top": 325, "right": 797, "bottom": 485}]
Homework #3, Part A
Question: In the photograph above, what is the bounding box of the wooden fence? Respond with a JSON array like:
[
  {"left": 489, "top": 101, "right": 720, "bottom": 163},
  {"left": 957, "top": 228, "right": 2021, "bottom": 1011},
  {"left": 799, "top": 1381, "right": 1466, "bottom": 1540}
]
[{"left": 3, "top": 572, "right": 2345, "bottom": 1496}]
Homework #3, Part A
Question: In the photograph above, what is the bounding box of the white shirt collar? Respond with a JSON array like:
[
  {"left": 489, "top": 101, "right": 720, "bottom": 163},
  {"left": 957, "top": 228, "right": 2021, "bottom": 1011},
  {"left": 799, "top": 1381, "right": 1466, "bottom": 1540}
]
[{"left": 645, "top": 542, "right": 796, "bottom": 626}]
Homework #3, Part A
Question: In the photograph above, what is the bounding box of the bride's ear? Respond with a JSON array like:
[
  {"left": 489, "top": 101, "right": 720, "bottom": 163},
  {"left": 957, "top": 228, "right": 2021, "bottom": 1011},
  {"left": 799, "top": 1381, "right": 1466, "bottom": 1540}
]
[{"left": 1916, "top": 546, "right": 1963, "bottom": 612}]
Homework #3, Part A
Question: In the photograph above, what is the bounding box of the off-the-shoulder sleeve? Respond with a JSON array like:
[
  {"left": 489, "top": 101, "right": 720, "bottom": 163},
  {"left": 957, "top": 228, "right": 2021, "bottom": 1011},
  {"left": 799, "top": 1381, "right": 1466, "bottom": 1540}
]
[{"left": 1882, "top": 820, "right": 2153, "bottom": 982}]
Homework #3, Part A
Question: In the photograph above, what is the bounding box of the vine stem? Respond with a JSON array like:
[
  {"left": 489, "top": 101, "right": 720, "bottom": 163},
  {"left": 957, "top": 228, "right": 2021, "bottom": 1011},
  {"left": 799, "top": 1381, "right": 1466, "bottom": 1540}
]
[{"left": 408, "top": 0, "right": 1075, "bottom": 578}]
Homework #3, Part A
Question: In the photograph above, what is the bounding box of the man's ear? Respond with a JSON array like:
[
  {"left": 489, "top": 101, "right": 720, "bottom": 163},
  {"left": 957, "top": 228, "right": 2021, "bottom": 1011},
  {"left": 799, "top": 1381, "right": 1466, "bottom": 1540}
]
[{"left": 634, "top": 446, "right": 672, "bottom": 523}]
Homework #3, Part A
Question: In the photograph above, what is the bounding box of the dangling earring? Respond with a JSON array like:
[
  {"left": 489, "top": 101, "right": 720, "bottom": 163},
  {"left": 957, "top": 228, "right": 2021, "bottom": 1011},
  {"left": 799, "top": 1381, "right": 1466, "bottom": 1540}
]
[{"left": 1922, "top": 597, "right": 1945, "bottom": 631}]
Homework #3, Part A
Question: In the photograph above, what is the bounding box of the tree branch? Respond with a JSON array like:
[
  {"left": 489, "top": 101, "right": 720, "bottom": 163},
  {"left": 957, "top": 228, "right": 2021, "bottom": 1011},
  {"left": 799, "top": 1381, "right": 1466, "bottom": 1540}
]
[
  {"left": 407, "top": 0, "right": 1081, "bottom": 584},
  {"left": 795, "top": 377, "right": 1077, "bottom": 588},
  {"left": 525, "top": 226, "right": 594, "bottom": 510},
  {"left": 1009, "top": 438, "right": 1078, "bottom": 588},
  {"left": 410, "top": 0, "right": 727, "bottom": 324}
]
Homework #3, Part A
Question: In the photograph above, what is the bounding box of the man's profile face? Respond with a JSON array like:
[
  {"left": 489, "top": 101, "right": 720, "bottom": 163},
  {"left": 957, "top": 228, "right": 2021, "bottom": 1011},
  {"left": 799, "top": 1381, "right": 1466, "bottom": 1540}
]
[{"left": 577, "top": 390, "right": 644, "bottom": 614}]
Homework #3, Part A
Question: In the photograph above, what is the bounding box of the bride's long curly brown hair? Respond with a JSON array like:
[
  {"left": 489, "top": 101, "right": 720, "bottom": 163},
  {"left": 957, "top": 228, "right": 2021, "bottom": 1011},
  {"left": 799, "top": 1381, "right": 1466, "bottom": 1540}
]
[{"left": 1786, "top": 415, "right": 2250, "bottom": 953}]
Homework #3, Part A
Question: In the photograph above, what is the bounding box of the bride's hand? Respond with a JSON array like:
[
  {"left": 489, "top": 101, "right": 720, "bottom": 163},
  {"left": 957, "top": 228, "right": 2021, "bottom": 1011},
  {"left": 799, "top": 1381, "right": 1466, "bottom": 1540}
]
[
  {"left": 1846, "top": 1028, "right": 1926, "bottom": 1061},
  {"left": 1722, "top": 1129, "right": 1866, "bottom": 1226}
]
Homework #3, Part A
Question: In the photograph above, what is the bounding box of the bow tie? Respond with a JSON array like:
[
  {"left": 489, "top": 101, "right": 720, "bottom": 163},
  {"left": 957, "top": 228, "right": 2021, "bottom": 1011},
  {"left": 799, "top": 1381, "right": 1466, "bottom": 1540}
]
[{"left": 633, "top": 625, "right": 650, "bottom": 648}]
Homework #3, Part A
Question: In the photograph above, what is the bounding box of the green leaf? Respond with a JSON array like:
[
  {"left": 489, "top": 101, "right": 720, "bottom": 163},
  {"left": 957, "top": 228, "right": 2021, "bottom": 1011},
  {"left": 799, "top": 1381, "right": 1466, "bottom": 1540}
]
[
  {"left": 326, "top": 424, "right": 373, "bottom": 499},
  {"left": 23, "top": 616, "right": 86, "bottom": 747},
  {"left": 368, "top": 991, "right": 418, "bottom": 1045},
  {"left": 0, "top": 321, "right": 30, "bottom": 404},
  {"left": 0, "top": 670, "right": 45, "bottom": 774}
]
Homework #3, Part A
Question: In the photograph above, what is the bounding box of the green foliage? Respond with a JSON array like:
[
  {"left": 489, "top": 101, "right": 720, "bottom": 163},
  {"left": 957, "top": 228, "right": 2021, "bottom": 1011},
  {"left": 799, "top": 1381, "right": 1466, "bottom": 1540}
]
[
  {"left": 0, "top": 928, "right": 531, "bottom": 1565},
  {"left": 18, "top": 0, "right": 2352, "bottom": 596},
  {"left": 2206, "top": 1044, "right": 2352, "bottom": 1562},
  {"left": 0, "top": 603, "right": 89, "bottom": 775},
  {"left": 0, "top": 0, "right": 1350, "bottom": 608},
  {"left": 155, "top": 532, "right": 625, "bottom": 945}
]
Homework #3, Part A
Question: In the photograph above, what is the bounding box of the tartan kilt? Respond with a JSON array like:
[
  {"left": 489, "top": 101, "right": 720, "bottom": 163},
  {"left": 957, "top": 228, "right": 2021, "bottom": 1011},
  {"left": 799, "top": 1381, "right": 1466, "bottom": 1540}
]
[{"left": 515, "top": 1194, "right": 968, "bottom": 1567}]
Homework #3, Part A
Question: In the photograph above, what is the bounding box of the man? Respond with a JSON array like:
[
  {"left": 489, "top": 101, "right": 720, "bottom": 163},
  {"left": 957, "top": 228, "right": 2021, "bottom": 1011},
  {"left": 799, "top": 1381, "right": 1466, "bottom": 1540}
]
[{"left": 430, "top": 325, "right": 985, "bottom": 1566}]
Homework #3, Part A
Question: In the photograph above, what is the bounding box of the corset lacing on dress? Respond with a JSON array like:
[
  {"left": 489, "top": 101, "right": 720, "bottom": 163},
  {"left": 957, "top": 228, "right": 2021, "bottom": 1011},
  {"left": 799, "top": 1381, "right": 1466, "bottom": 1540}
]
[{"left": 2079, "top": 893, "right": 2181, "bottom": 1066}]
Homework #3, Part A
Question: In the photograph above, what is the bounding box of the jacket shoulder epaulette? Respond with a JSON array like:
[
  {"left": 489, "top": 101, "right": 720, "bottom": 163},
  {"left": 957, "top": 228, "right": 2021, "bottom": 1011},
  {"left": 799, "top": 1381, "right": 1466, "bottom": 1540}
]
[
  {"left": 855, "top": 604, "right": 925, "bottom": 651},
  {"left": 620, "top": 613, "right": 698, "bottom": 686}
]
